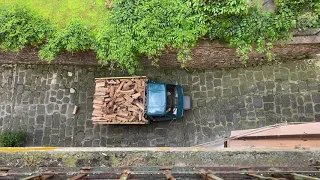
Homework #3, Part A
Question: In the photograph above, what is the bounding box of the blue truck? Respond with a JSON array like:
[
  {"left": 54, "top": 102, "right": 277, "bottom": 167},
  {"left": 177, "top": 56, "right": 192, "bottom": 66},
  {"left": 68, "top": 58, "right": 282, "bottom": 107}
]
[{"left": 93, "top": 76, "right": 191, "bottom": 124}]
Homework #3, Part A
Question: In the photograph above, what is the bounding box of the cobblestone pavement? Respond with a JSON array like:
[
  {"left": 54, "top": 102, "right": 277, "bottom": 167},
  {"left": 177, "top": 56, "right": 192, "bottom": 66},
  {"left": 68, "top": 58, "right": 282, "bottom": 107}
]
[{"left": 1, "top": 59, "right": 320, "bottom": 147}]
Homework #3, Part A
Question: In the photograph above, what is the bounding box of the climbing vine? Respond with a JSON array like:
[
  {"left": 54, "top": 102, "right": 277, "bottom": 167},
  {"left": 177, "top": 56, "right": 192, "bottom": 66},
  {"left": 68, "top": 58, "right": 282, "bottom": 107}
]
[
  {"left": 0, "top": 0, "right": 319, "bottom": 73},
  {"left": 0, "top": 8, "right": 52, "bottom": 51},
  {"left": 39, "top": 21, "right": 93, "bottom": 62}
]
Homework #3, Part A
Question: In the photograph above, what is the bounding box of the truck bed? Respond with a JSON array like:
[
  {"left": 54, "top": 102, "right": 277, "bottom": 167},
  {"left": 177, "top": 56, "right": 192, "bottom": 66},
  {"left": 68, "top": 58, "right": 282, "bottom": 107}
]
[{"left": 92, "top": 76, "right": 148, "bottom": 124}]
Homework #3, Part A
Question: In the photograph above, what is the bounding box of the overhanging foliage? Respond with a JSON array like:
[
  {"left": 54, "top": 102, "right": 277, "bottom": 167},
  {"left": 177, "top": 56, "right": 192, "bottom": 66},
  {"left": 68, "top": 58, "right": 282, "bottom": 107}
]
[{"left": 0, "top": 0, "right": 319, "bottom": 73}]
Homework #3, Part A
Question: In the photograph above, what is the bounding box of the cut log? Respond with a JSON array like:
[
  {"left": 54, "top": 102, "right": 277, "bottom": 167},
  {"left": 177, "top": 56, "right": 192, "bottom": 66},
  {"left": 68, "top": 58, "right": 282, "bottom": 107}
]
[
  {"left": 116, "top": 116, "right": 128, "bottom": 122},
  {"left": 107, "top": 80, "right": 117, "bottom": 84},
  {"left": 96, "top": 87, "right": 109, "bottom": 92},
  {"left": 104, "top": 98, "right": 112, "bottom": 102},
  {"left": 141, "top": 117, "right": 148, "bottom": 123},
  {"left": 93, "top": 105, "right": 102, "bottom": 109},
  {"left": 134, "top": 101, "right": 144, "bottom": 111},
  {"left": 124, "top": 95, "right": 134, "bottom": 103},
  {"left": 93, "top": 114, "right": 116, "bottom": 120},
  {"left": 137, "top": 79, "right": 142, "bottom": 87},
  {"left": 93, "top": 77, "right": 148, "bottom": 124},
  {"left": 116, "top": 81, "right": 125, "bottom": 94},
  {"left": 128, "top": 105, "right": 139, "bottom": 112},
  {"left": 117, "top": 111, "right": 130, "bottom": 117},
  {"left": 138, "top": 111, "right": 142, "bottom": 121},
  {"left": 96, "top": 81, "right": 105, "bottom": 87},
  {"left": 122, "top": 81, "right": 133, "bottom": 91},
  {"left": 138, "top": 87, "right": 144, "bottom": 94},
  {"left": 93, "top": 100, "right": 104, "bottom": 105},
  {"left": 115, "top": 97, "right": 125, "bottom": 102},
  {"left": 131, "top": 92, "right": 141, "bottom": 99},
  {"left": 92, "top": 111, "right": 104, "bottom": 116},
  {"left": 105, "top": 114, "right": 117, "bottom": 118},
  {"left": 109, "top": 86, "right": 115, "bottom": 97},
  {"left": 94, "top": 91, "right": 106, "bottom": 96},
  {"left": 133, "top": 83, "right": 138, "bottom": 91},
  {"left": 113, "top": 105, "right": 117, "bottom": 112},
  {"left": 120, "top": 89, "right": 135, "bottom": 95},
  {"left": 73, "top": 106, "right": 78, "bottom": 115},
  {"left": 129, "top": 115, "right": 136, "bottom": 122},
  {"left": 107, "top": 100, "right": 115, "bottom": 107},
  {"left": 142, "top": 80, "right": 147, "bottom": 87}
]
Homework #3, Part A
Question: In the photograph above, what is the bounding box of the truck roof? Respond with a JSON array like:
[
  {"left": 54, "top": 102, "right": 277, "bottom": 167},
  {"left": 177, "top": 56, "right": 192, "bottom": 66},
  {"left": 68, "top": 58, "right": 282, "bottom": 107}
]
[{"left": 147, "top": 82, "right": 166, "bottom": 116}]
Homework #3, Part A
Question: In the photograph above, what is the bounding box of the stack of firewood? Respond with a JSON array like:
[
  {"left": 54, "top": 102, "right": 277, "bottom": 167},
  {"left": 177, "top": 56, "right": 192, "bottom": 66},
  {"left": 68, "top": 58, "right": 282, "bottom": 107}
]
[{"left": 92, "top": 78, "right": 148, "bottom": 124}]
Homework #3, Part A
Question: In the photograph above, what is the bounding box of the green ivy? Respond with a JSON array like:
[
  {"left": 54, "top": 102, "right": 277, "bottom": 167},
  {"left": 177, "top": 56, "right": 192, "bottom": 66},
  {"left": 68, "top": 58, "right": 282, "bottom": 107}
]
[
  {"left": 0, "top": 0, "right": 319, "bottom": 73},
  {"left": 94, "top": 0, "right": 207, "bottom": 73},
  {"left": 39, "top": 21, "right": 92, "bottom": 62},
  {"left": 0, "top": 8, "right": 52, "bottom": 51},
  {"left": 0, "top": 130, "right": 25, "bottom": 147}
]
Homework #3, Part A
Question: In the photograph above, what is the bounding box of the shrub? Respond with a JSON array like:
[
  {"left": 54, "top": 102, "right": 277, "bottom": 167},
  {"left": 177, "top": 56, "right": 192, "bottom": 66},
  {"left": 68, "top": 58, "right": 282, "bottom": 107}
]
[
  {"left": 0, "top": 130, "right": 26, "bottom": 147},
  {"left": 0, "top": 0, "right": 319, "bottom": 73}
]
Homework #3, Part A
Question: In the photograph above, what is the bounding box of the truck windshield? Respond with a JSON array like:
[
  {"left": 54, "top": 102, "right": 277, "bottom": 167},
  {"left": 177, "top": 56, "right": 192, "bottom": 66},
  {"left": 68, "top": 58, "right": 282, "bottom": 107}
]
[{"left": 166, "top": 85, "right": 178, "bottom": 115}]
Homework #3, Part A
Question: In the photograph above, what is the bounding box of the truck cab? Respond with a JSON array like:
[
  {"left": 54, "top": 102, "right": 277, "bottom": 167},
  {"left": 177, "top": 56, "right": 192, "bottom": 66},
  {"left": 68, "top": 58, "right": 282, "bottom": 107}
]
[{"left": 146, "top": 82, "right": 190, "bottom": 121}]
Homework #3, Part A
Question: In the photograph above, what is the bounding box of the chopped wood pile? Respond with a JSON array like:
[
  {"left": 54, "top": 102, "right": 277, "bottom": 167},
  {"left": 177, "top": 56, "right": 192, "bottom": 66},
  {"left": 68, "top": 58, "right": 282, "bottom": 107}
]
[{"left": 92, "top": 77, "right": 148, "bottom": 124}]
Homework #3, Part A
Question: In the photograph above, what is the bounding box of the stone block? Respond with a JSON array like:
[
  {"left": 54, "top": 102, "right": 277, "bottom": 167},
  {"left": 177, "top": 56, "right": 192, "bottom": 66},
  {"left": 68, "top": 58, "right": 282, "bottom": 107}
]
[
  {"left": 192, "top": 76, "right": 199, "bottom": 83},
  {"left": 213, "top": 71, "right": 222, "bottom": 78},
  {"left": 46, "top": 103, "right": 54, "bottom": 114},
  {"left": 282, "top": 109, "right": 292, "bottom": 117},
  {"left": 240, "top": 109, "right": 247, "bottom": 118},
  {"left": 60, "top": 104, "right": 67, "bottom": 114},
  {"left": 247, "top": 112, "right": 256, "bottom": 120},
  {"left": 79, "top": 92, "right": 87, "bottom": 103},
  {"left": 36, "top": 115, "right": 45, "bottom": 125},
  {"left": 262, "top": 66, "right": 274, "bottom": 80},
  {"left": 222, "top": 76, "right": 232, "bottom": 88},
  {"left": 52, "top": 112, "right": 60, "bottom": 129},
  {"left": 213, "top": 79, "right": 221, "bottom": 87},
  {"left": 223, "top": 88, "right": 232, "bottom": 97},
  {"left": 298, "top": 72, "right": 307, "bottom": 81},
  {"left": 16, "top": 85, "right": 24, "bottom": 94},
  {"left": 281, "top": 95, "right": 291, "bottom": 107},
  {"left": 50, "top": 135, "right": 59, "bottom": 145},
  {"left": 312, "top": 94, "right": 320, "bottom": 103},
  {"left": 304, "top": 94, "right": 312, "bottom": 102},
  {"left": 256, "top": 82, "right": 265, "bottom": 92},
  {"left": 289, "top": 72, "right": 298, "bottom": 81},
  {"left": 290, "top": 83, "right": 299, "bottom": 92},
  {"left": 206, "top": 81, "right": 213, "bottom": 90},
  {"left": 214, "top": 88, "right": 222, "bottom": 97},
  {"left": 305, "top": 103, "right": 314, "bottom": 116},
  {"left": 200, "top": 74, "right": 205, "bottom": 86},
  {"left": 231, "top": 86, "right": 240, "bottom": 97},
  {"left": 263, "top": 94, "right": 274, "bottom": 102},
  {"left": 57, "top": 90, "right": 64, "bottom": 100},
  {"left": 314, "top": 104, "right": 320, "bottom": 113},
  {"left": 298, "top": 106, "right": 304, "bottom": 114},
  {"left": 254, "top": 71, "right": 264, "bottom": 81},
  {"left": 264, "top": 103, "right": 274, "bottom": 111},
  {"left": 298, "top": 81, "right": 307, "bottom": 91},
  {"left": 253, "top": 96, "right": 263, "bottom": 108},
  {"left": 192, "top": 84, "right": 200, "bottom": 91},
  {"left": 230, "top": 70, "right": 238, "bottom": 78},
  {"left": 197, "top": 99, "right": 206, "bottom": 107},
  {"left": 50, "top": 97, "right": 56, "bottom": 103}
]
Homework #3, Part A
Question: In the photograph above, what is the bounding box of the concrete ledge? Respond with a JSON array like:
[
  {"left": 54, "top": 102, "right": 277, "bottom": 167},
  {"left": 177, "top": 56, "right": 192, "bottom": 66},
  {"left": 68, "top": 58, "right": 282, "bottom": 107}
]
[{"left": 0, "top": 147, "right": 319, "bottom": 168}]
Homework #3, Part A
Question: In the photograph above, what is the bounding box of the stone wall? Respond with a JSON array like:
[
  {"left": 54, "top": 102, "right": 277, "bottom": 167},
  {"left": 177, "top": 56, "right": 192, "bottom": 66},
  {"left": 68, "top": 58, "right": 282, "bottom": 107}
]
[
  {"left": 1, "top": 58, "right": 320, "bottom": 147},
  {"left": 1, "top": 148, "right": 320, "bottom": 167},
  {"left": 0, "top": 42, "right": 319, "bottom": 70}
]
